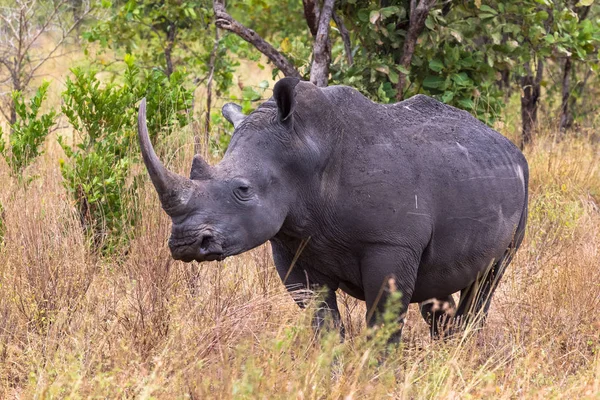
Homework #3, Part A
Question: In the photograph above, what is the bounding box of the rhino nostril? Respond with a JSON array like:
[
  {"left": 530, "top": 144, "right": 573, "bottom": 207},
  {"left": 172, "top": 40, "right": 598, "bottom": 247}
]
[{"left": 200, "top": 234, "right": 213, "bottom": 252}]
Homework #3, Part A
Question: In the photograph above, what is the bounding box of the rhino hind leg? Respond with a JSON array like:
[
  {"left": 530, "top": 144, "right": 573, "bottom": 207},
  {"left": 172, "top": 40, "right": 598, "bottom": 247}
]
[
  {"left": 453, "top": 246, "right": 517, "bottom": 332},
  {"left": 419, "top": 295, "right": 457, "bottom": 339},
  {"left": 453, "top": 202, "right": 528, "bottom": 334}
]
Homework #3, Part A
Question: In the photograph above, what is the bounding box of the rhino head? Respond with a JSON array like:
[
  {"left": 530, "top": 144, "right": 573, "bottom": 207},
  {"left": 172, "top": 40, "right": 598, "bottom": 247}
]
[{"left": 138, "top": 77, "right": 311, "bottom": 262}]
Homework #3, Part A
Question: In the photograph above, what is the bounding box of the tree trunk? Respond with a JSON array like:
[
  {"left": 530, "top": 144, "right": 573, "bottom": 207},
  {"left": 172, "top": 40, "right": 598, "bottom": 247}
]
[
  {"left": 396, "top": 0, "right": 437, "bottom": 100},
  {"left": 164, "top": 22, "right": 176, "bottom": 77},
  {"left": 520, "top": 59, "right": 543, "bottom": 148},
  {"left": 205, "top": 27, "right": 220, "bottom": 155},
  {"left": 557, "top": 4, "right": 590, "bottom": 132},
  {"left": 9, "top": 74, "right": 22, "bottom": 127},
  {"left": 310, "top": 0, "right": 335, "bottom": 87},
  {"left": 302, "top": 0, "right": 320, "bottom": 37},
  {"left": 559, "top": 57, "right": 572, "bottom": 132}
]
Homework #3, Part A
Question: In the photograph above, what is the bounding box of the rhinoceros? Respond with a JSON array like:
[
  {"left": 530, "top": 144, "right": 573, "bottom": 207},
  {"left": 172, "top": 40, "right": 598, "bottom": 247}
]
[{"left": 138, "top": 77, "right": 528, "bottom": 340}]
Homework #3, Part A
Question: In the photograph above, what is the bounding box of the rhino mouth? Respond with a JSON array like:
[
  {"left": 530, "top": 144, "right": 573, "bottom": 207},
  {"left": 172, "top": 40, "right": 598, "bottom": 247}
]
[
  {"left": 169, "top": 230, "right": 225, "bottom": 263},
  {"left": 178, "top": 252, "right": 225, "bottom": 263}
]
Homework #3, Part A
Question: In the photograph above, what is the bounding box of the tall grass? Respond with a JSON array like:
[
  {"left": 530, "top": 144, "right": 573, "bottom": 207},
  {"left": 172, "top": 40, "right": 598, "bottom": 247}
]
[
  {"left": 1, "top": 123, "right": 600, "bottom": 398},
  {"left": 1, "top": 66, "right": 600, "bottom": 397}
]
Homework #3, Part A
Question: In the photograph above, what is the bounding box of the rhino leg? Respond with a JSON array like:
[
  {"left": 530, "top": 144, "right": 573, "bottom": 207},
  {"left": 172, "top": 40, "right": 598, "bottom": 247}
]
[
  {"left": 419, "top": 295, "right": 456, "bottom": 339},
  {"left": 453, "top": 249, "right": 514, "bottom": 332},
  {"left": 454, "top": 207, "right": 527, "bottom": 332},
  {"left": 270, "top": 239, "right": 345, "bottom": 339},
  {"left": 361, "top": 249, "right": 418, "bottom": 344}
]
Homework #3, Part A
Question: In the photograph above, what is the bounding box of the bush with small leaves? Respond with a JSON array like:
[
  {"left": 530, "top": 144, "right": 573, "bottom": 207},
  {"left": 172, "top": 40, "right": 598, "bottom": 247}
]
[
  {"left": 0, "top": 81, "right": 56, "bottom": 179},
  {"left": 59, "top": 55, "right": 193, "bottom": 253}
]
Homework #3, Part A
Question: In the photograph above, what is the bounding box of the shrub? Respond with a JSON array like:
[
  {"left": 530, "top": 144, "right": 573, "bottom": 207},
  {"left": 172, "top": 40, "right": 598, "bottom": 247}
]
[
  {"left": 59, "top": 55, "right": 193, "bottom": 253},
  {"left": 0, "top": 81, "right": 56, "bottom": 178}
]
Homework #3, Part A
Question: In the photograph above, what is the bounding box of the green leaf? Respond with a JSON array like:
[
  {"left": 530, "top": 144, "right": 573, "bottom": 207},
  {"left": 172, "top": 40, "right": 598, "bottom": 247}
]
[
  {"left": 357, "top": 9, "right": 370, "bottom": 22},
  {"left": 576, "top": 0, "right": 594, "bottom": 5},
  {"left": 422, "top": 75, "right": 446, "bottom": 89},
  {"left": 458, "top": 98, "right": 475, "bottom": 109},
  {"left": 441, "top": 91, "right": 454, "bottom": 103},
  {"left": 398, "top": 65, "right": 410, "bottom": 75},
  {"left": 479, "top": 13, "right": 496, "bottom": 20},
  {"left": 428, "top": 59, "right": 444, "bottom": 72},
  {"left": 535, "top": 11, "right": 549, "bottom": 22},
  {"left": 242, "top": 86, "right": 261, "bottom": 101},
  {"left": 479, "top": 5, "right": 497, "bottom": 14},
  {"left": 388, "top": 69, "right": 399, "bottom": 84},
  {"left": 425, "top": 15, "right": 435, "bottom": 30},
  {"left": 452, "top": 72, "right": 473, "bottom": 87},
  {"left": 380, "top": 6, "right": 400, "bottom": 18}
]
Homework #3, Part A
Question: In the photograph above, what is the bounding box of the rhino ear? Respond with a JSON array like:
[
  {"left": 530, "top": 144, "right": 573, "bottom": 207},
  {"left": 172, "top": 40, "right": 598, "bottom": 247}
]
[
  {"left": 222, "top": 103, "right": 245, "bottom": 128},
  {"left": 273, "top": 77, "right": 300, "bottom": 123}
]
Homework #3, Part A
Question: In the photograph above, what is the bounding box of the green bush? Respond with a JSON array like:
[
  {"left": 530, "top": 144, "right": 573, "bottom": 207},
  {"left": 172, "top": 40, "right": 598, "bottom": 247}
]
[
  {"left": 0, "top": 81, "right": 56, "bottom": 178},
  {"left": 59, "top": 55, "right": 193, "bottom": 253}
]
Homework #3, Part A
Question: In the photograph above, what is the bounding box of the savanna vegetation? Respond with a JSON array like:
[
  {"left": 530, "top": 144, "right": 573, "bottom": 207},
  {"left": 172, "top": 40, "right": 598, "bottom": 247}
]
[{"left": 0, "top": 0, "right": 600, "bottom": 398}]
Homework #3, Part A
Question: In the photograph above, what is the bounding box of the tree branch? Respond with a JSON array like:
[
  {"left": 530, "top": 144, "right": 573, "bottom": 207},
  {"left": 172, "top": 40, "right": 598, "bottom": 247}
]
[
  {"left": 24, "top": 4, "right": 92, "bottom": 88},
  {"left": 332, "top": 10, "right": 353, "bottom": 66},
  {"left": 310, "top": 0, "right": 335, "bottom": 87},
  {"left": 213, "top": 0, "right": 300, "bottom": 78},
  {"left": 302, "top": 0, "right": 320, "bottom": 37},
  {"left": 18, "top": 0, "right": 69, "bottom": 68},
  {"left": 396, "top": 0, "right": 437, "bottom": 100}
]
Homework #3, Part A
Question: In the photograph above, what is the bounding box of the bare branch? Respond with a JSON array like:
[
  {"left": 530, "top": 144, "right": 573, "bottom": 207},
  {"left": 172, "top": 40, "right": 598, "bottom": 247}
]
[
  {"left": 0, "top": 0, "right": 92, "bottom": 125},
  {"left": 0, "top": 12, "right": 20, "bottom": 40},
  {"left": 396, "top": 0, "right": 437, "bottom": 100},
  {"left": 24, "top": 4, "right": 93, "bottom": 87},
  {"left": 213, "top": 0, "right": 300, "bottom": 78},
  {"left": 332, "top": 10, "right": 353, "bottom": 66},
  {"left": 18, "top": 0, "right": 70, "bottom": 68}
]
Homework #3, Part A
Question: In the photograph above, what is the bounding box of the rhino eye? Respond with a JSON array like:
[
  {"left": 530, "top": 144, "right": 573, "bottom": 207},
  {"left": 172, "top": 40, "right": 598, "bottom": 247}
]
[{"left": 234, "top": 185, "right": 252, "bottom": 201}]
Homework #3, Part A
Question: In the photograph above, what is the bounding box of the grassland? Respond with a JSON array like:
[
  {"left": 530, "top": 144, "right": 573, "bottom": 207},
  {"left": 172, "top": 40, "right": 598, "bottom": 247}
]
[{"left": 1, "top": 47, "right": 600, "bottom": 399}]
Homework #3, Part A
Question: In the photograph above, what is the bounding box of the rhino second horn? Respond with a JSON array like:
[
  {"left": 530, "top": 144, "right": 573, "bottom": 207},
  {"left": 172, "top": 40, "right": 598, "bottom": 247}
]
[
  {"left": 138, "top": 98, "right": 193, "bottom": 210},
  {"left": 190, "top": 154, "right": 211, "bottom": 181}
]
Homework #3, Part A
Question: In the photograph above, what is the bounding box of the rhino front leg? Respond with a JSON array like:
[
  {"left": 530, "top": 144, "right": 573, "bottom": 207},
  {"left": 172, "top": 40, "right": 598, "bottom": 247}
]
[
  {"left": 270, "top": 239, "right": 344, "bottom": 339},
  {"left": 361, "top": 247, "right": 419, "bottom": 344}
]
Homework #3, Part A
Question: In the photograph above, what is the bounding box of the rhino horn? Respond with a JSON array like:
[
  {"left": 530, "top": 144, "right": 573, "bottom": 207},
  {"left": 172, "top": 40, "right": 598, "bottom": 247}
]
[{"left": 138, "top": 98, "right": 193, "bottom": 211}]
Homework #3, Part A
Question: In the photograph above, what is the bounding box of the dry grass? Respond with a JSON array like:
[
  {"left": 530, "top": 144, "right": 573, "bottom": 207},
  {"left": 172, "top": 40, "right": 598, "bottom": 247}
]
[
  {"left": 2, "top": 123, "right": 600, "bottom": 400},
  {"left": 2, "top": 44, "right": 600, "bottom": 399}
]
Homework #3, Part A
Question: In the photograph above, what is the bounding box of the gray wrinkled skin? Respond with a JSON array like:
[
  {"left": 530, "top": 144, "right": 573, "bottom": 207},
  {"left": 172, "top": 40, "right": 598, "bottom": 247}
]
[{"left": 138, "top": 78, "right": 528, "bottom": 340}]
